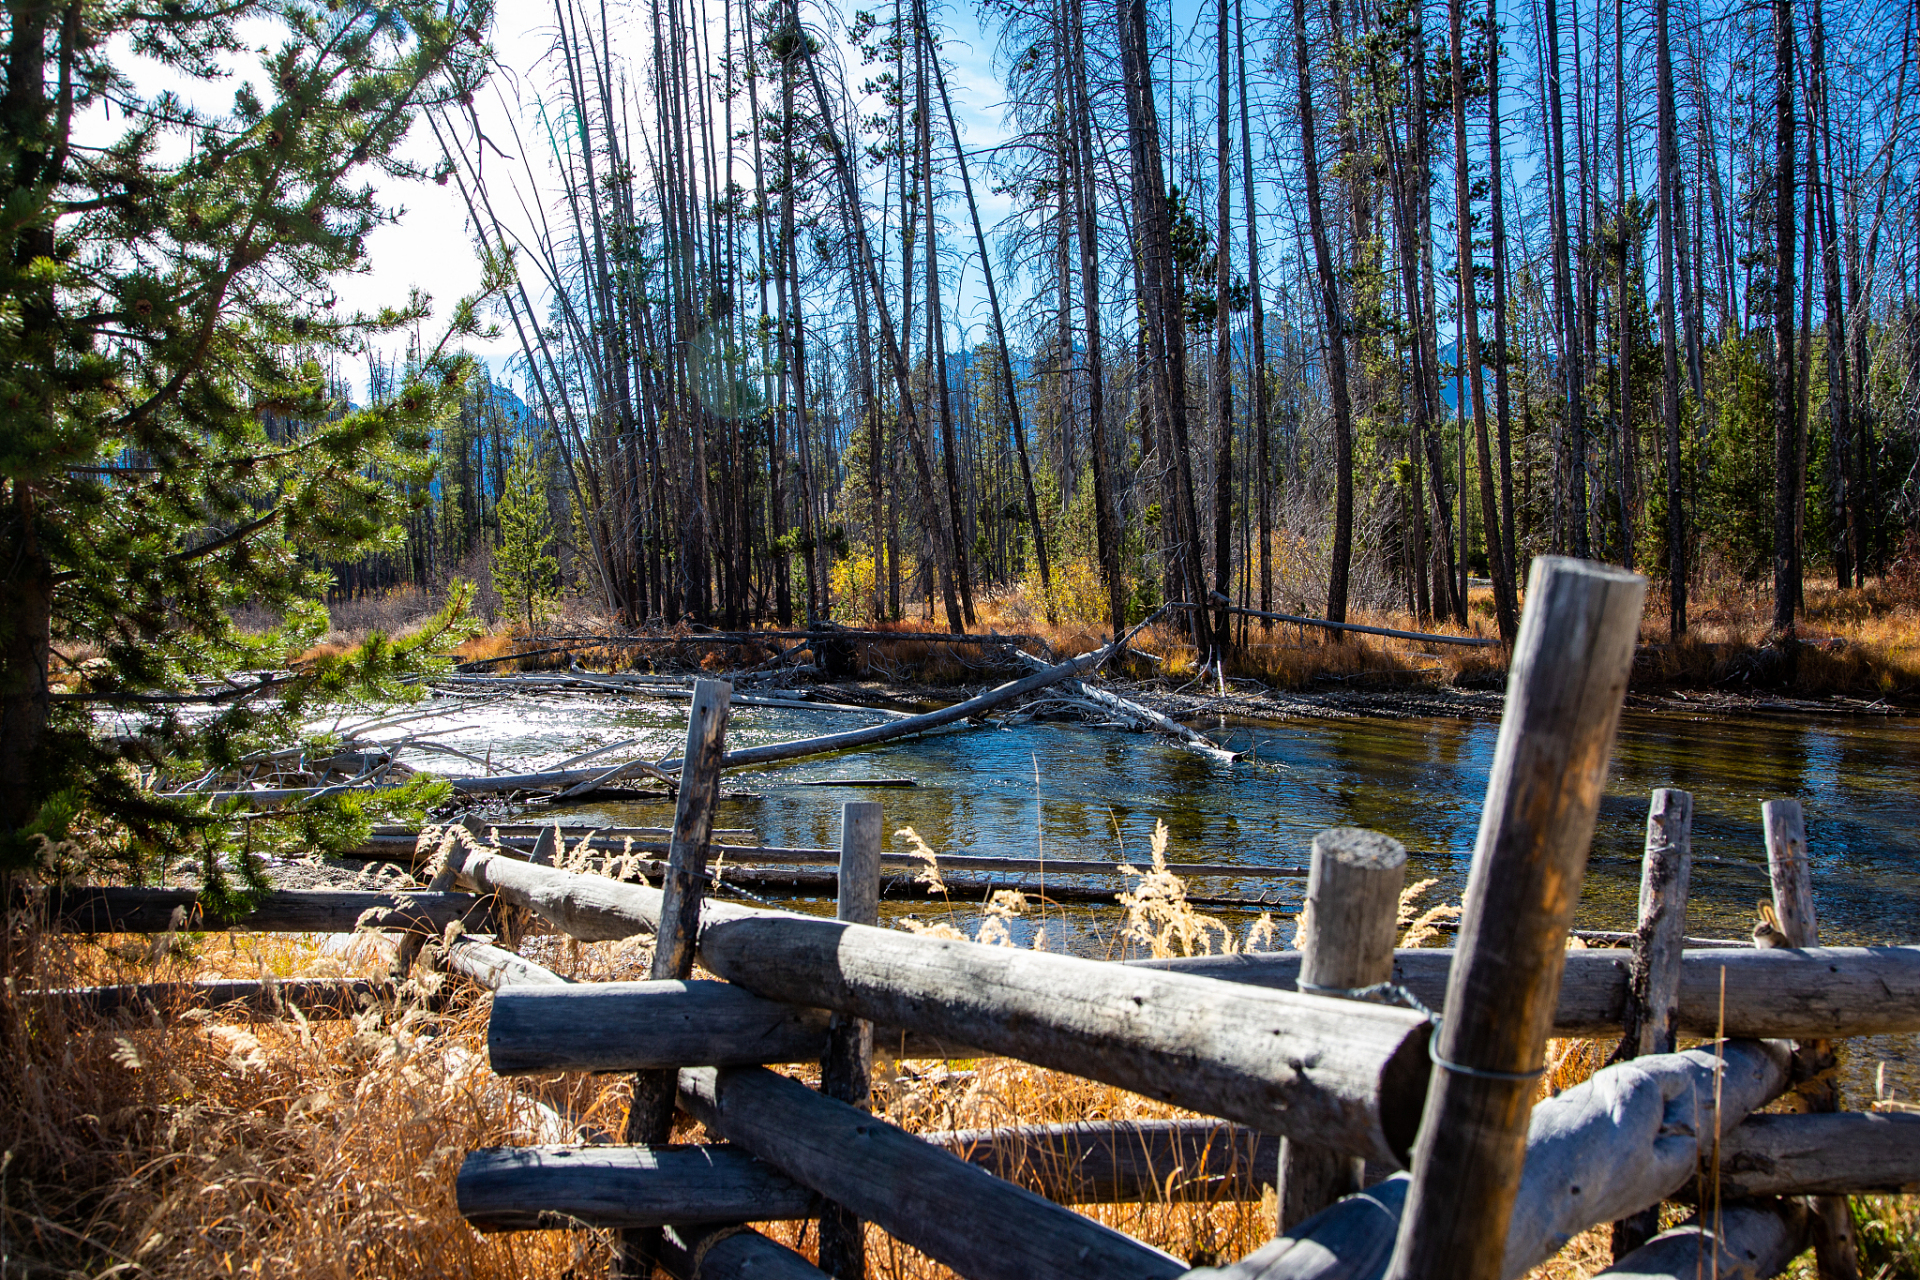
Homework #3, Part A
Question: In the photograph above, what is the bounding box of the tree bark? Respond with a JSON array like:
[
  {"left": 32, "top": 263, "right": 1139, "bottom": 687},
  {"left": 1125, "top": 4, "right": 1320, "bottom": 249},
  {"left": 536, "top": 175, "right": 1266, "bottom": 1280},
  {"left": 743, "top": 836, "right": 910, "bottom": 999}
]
[
  {"left": 1293, "top": 0, "right": 1357, "bottom": 626},
  {"left": 1770, "top": 0, "right": 1800, "bottom": 636}
]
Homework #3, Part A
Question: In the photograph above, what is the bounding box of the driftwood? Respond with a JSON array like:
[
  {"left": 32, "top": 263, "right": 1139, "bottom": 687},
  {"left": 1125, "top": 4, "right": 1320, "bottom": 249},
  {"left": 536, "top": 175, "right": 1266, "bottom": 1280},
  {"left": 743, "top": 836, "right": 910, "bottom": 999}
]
[
  {"left": 1010, "top": 650, "right": 1238, "bottom": 762},
  {"left": 1191, "top": 1040, "right": 1791, "bottom": 1280},
  {"left": 675, "top": 1064, "right": 1189, "bottom": 1280},
  {"left": 1593, "top": 1204, "right": 1811, "bottom": 1279},
  {"left": 34, "top": 887, "right": 485, "bottom": 935},
  {"left": 1389, "top": 557, "right": 1648, "bottom": 1280},
  {"left": 458, "top": 1144, "right": 816, "bottom": 1230},
  {"left": 645, "top": 619, "right": 1166, "bottom": 774},
  {"left": 439, "top": 840, "right": 1430, "bottom": 1163}
]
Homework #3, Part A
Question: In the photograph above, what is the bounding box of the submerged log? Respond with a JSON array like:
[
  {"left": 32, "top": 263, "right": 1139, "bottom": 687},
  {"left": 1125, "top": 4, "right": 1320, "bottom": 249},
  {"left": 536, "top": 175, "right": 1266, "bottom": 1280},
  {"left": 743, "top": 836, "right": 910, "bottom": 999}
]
[
  {"left": 676, "top": 1064, "right": 1189, "bottom": 1280},
  {"left": 442, "top": 840, "right": 1431, "bottom": 1163},
  {"left": 33, "top": 887, "right": 485, "bottom": 935},
  {"left": 355, "top": 829, "right": 1278, "bottom": 880}
]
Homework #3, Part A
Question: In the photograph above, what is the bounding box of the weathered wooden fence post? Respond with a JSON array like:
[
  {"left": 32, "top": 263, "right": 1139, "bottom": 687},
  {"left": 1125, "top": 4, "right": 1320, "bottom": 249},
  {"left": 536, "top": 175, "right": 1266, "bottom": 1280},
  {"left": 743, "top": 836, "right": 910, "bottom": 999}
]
[
  {"left": 1608, "top": 787, "right": 1693, "bottom": 1259},
  {"left": 1278, "top": 827, "right": 1407, "bottom": 1229},
  {"left": 1763, "top": 797, "right": 1862, "bottom": 1280},
  {"left": 819, "top": 802, "right": 883, "bottom": 1279},
  {"left": 1384, "top": 556, "right": 1645, "bottom": 1280},
  {"left": 619, "top": 678, "right": 732, "bottom": 1279}
]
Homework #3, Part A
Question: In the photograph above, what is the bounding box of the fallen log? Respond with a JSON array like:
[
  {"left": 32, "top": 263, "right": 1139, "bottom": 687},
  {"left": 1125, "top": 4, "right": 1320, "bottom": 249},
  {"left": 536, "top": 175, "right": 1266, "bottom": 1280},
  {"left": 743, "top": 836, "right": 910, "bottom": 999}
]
[
  {"left": 354, "top": 829, "right": 1284, "bottom": 880},
  {"left": 1187, "top": 598, "right": 1502, "bottom": 648},
  {"left": 649, "top": 624, "right": 1164, "bottom": 774},
  {"left": 441, "top": 841, "right": 1431, "bottom": 1163},
  {"left": 1188, "top": 1039, "right": 1792, "bottom": 1280},
  {"left": 1010, "top": 650, "right": 1239, "bottom": 762},
  {"left": 1593, "top": 1203, "right": 1810, "bottom": 1280},
  {"left": 32, "top": 887, "right": 486, "bottom": 935},
  {"left": 437, "top": 937, "right": 569, "bottom": 990},
  {"left": 459, "top": 1121, "right": 1281, "bottom": 1224},
  {"left": 458, "top": 1144, "right": 815, "bottom": 1230},
  {"left": 676, "top": 1064, "right": 1189, "bottom": 1280},
  {"left": 489, "top": 979, "right": 980, "bottom": 1073}
]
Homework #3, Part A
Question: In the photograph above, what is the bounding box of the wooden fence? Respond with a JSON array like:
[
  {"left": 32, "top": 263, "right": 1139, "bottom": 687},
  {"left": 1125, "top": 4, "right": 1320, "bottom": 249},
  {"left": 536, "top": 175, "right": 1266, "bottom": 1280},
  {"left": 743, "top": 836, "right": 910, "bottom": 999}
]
[{"left": 27, "top": 557, "right": 1920, "bottom": 1279}]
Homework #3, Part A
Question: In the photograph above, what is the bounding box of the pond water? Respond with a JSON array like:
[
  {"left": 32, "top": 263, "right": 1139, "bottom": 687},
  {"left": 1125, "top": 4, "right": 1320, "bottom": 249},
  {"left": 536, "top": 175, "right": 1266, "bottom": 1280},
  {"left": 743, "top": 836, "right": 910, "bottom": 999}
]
[{"left": 355, "top": 692, "right": 1920, "bottom": 1095}]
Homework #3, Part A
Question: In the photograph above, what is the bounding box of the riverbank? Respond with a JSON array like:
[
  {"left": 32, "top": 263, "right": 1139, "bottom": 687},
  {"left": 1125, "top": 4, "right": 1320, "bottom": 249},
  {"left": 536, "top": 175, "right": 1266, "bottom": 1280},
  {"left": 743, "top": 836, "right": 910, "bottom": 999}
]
[{"left": 431, "top": 573, "right": 1920, "bottom": 717}]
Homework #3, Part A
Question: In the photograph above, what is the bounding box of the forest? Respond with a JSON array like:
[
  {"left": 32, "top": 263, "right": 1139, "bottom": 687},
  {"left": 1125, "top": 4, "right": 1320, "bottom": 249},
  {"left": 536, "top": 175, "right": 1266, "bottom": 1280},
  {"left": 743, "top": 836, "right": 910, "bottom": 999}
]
[{"left": 365, "top": 0, "right": 1920, "bottom": 658}]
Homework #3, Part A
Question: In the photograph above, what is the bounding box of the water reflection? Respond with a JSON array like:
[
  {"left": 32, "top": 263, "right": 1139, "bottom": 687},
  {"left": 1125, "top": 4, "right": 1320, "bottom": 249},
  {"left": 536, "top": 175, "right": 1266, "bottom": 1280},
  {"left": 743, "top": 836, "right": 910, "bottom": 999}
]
[{"left": 375, "top": 692, "right": 1920, "bottom": 1096}]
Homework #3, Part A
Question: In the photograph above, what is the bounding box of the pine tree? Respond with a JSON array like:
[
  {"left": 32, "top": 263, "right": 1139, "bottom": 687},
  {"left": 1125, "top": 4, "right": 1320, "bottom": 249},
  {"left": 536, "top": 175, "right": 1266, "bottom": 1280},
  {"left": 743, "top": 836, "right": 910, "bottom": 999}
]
[
  {"left": 493, "top": 435, "right": 560, "bottom": 635},
  {"left": 0, "top": 0, "right": 497, "bottom": 883}
]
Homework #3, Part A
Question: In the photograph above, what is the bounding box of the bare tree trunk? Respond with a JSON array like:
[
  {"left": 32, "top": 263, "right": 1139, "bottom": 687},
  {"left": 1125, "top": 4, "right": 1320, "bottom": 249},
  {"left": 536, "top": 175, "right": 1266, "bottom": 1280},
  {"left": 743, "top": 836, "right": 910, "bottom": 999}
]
[
  {"left": 1546, "top": 0, "right": 1589, "bottom": 558},
  {"left": 1294, "top": 0, "right": 1356, "bottom": 626},
  {"left": 1771, "top": 0, "right": 1800, "bottom": 636},
  {"left": 1239, "top": 0, "right": 1270, "bottom": 627},
  {"left": 1656, "top": 0, "right": 1688, "bottom": 636},
  {"left": 1213, "top": 0, "right": 1234, "bottom": 653},
  {"left": 928, "top": 10, "right": 1051, "bottom": 615},
  {"left": 1487, "top": 0, "right": 1518, "bottom": 594},
  {"left": 1452, "top": 0, "right": 1516, "bottom": 642},
  {"left": 1119, "top": 0, "right": 1211, "bottom": 653},
  {"left": 1068, "top": 0, "right": 1126, "bottom": 639},
  {"left": 1810, "top": 0, "right": 1852, "bottom": 591},
  {"left": 916, "top": 5, "right": 973, "bottom": 628}
]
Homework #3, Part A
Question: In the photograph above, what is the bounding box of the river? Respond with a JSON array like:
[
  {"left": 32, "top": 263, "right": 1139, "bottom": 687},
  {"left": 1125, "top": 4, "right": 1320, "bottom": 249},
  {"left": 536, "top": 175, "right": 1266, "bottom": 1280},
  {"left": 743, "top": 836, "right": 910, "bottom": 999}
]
[{"left": 361, "top": 692, "right": 1920, "bottom": 1097}]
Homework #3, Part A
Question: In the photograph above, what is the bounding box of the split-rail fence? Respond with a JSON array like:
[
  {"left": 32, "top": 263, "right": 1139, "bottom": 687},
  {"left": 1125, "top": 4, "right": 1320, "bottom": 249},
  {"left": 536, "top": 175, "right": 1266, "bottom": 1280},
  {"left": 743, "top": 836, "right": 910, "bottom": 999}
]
[{"left": 29, "top": 558, "right": 1920, "bottom": 1279}]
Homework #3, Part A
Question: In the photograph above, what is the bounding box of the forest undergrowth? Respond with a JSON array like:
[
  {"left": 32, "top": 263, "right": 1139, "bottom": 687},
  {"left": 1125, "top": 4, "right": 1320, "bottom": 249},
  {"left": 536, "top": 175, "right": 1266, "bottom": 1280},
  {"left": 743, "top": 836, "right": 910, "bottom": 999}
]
[{"left": 7, "top": 827, "right": 1912, "bottom": 1278}]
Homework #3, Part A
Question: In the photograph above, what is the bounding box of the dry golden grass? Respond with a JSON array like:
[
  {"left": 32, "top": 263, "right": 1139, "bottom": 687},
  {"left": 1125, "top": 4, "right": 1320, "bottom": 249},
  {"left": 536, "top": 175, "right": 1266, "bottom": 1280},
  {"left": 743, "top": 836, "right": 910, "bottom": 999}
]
[{"left": 11, "top": 830, "right": 1903, "bottom": 1280}]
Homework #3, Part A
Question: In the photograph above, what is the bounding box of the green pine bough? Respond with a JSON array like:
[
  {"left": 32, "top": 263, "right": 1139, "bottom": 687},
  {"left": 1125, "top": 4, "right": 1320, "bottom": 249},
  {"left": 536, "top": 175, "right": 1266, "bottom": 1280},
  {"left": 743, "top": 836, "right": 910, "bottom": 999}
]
[{"left": 0, "top": 0, "right": 504, "bottom": 905}]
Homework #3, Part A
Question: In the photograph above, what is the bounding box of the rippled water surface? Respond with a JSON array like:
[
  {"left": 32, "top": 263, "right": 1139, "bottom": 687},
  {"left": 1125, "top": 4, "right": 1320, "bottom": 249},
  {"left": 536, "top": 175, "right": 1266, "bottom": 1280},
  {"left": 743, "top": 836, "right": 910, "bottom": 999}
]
[
  {"left": 349, "top": 691, "right": 1920, "bottom": 1094},
  {"left": 362, "top": 695, "right": 1920, "bottom": 942}
]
